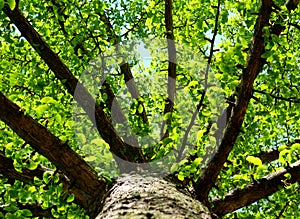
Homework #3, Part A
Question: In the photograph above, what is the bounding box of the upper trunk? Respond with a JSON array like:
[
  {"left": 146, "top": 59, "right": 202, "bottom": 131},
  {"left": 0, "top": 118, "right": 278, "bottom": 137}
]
[{"left": 96, "top": 174, "right": 216, "bottom": 219}]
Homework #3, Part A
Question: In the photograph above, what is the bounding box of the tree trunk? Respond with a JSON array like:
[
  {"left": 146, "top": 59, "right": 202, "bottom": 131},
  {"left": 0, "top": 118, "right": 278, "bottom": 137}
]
[{"left": 96, "top": 174, "right": 216, "bottom": 219}]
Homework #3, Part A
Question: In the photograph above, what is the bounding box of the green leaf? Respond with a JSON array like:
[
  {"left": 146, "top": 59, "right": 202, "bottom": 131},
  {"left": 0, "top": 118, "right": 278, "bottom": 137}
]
[
  {"left": 246, "top": 156, "right": 262, "bottom": 166},
  {"left": 197, "top": 129, "right": 206, "bottom": 139},
  {"left": 91, "top": 138, "right": 104, "bottom": 146},
  {"left": 284, "top": 173, "right": 291, "bottom": 180},
  {"left": 192, "top": 157, "right": 202, "bottom": 166},
  {"left": 0, "top": 0, "right": 4, "bottom": 10},
  {"left": 261, "top": 50, "right": 272, "bottom": 59},
  {"left": 102, "top": 93, "right": 108, "bottom": 101},
  {"left": 202, "top": 109, "right": 211, "bottom": 117},
  {"left": 53, "top": 174, "right": 60, "bottom": 183},
  {"left": 43, "top": 172, "right": 51, "bottom": 184},
  {"left": 4, "top": 205, "right": 18, "bottom": 212},
  {"left": 170, "top": 163, "right": 179, "bottom": 173},
  {"left": 188, "top": 80, "right": 198, "bottom": 87},
  {"left": 67, "top": 193, "right": 75, "bottom": 202},
  {"left": 138, "top": 104, "right": 143, "bottom": 114},
  {"left": 28, "top": 162, "right": 38, "bottom": 170},
  {"left": 20, "top": 209, "right": 33, "bottom": 217},
  {"left": 84, "top": 156, "right": 96, "bottom": 162},
  {"left": 54, "top": 114, "right": 62, "bottom": 122},
  {"left": 178, "top": 172, "right": 185, "bottom": 181},
  {"left": 36, "top": 104, "right": 48, "bottom": 118},
  {"left": 51, "top": 208, "right": 60, "bottom": 218},
  {"left": 291, "top": 143, "right": 300, "bottom": 151},
  {"left": 41, "top": 200, "right": 49, "bottom": 209},
  {"left": 278, "top": 145, "right": 287, "bottom": 152},
  {"left": 77, "top": 133, "right": 86, "bottom": 144},
  {"left": 7, "top": 0, "right": 16, "bottom": 10},
  {"left": 279, "top": 149, "right": 290, "bottom": 164},
  {"left": 28, "top": 186, "right": 36, "bottom": 193},
  {"left": 162, "top": 137, "right": 173, "bottom": 145},
  {"left": 164, "top": 112, "right": 172, "bottom": 120},
  {"left": 41, "top": 96, "right": 58, "bottom": 105}
]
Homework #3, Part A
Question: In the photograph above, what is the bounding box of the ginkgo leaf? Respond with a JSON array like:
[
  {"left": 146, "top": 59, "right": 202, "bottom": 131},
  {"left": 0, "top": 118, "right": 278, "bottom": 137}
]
[
  {"left": 246, "top": 156, "right": 262, "bottom": 166},
  {"left": 84, "top": 156, "right": 97, "bottom": 162},
  {"left": 67, "top": 194, "right": 75, "bottom": 203},
  {"left": 7, "top": 0, "right": 16, "bottom": 10},
  {"left": 35, "top": 104, "right": 48, "bottom": 118}
]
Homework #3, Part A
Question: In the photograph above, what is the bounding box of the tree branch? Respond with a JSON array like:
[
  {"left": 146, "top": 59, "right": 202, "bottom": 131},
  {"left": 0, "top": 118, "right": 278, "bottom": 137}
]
[
  {"left": 221, "top": 139, "right": 300, "bottom": 181},
  {"left": 119, "top": 63, "right": 148, "bottom": 124},
  {"left": 195, "top": 0, "right": 274, "bottom": 203},
  {"left": 254, "top": 139, "right": 300, "bottom": 163},
  {"left": 177, "top": 0, "right": 221, "bottom": 162},
  {"left": 96, "top": 9, "right": 149, "bottom": 126},
  {"left": 2, "top": 6, "right": 147, "bottom": 168},
  {"left": 212, "top": 159, "right": 300, "bottom": 216},
  {"left": 161, "top": 0, "right": 177, "bottom": 140},
  {"left": 253, "top": 89, "right": 300, "bottom": 104},
  {"left": 0, "top": 92, "right": 107, "bottom": 217}
]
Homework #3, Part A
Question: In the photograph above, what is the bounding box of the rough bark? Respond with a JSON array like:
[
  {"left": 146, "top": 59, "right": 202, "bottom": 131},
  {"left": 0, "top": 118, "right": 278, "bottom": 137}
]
[{"left": 96, "top": 174, "right": 216, "bottom": 219}]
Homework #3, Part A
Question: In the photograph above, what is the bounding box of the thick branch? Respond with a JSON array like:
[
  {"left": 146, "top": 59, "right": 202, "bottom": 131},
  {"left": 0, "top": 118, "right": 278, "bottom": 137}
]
[
  {"left": 0, "top": 92, "right": 107, "bottom": 217},
  {"left": 212, "top": 159, "right": 300, "bottom": 216},
  {"left": 2, "top": 6, "right": 146, "bottom": 167},
  {"left": 195, "top": 0, "right": 273, "bottom": 202}
]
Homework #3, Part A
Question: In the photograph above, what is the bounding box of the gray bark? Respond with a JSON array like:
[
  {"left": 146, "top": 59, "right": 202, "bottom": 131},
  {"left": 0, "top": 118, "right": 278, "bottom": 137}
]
[{"left": 96, "top": 174, "right": 215, "bottom": 219}]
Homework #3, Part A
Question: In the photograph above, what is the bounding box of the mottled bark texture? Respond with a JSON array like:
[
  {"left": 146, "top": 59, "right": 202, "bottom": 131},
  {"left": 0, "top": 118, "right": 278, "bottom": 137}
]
[{"left": 96, "top": 174, "right": 215, "bottom": 219}]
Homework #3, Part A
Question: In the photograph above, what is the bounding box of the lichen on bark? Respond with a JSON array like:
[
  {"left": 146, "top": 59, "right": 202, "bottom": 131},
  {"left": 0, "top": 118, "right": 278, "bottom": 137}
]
[{"left": 96, "top": 174, "right": 214, "bottom": 219}]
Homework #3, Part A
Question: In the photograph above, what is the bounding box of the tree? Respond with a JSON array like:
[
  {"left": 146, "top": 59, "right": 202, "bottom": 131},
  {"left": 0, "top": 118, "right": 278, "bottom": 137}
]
[{"left": 0, "top": 0, "right": 300, "bottom": 218}]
